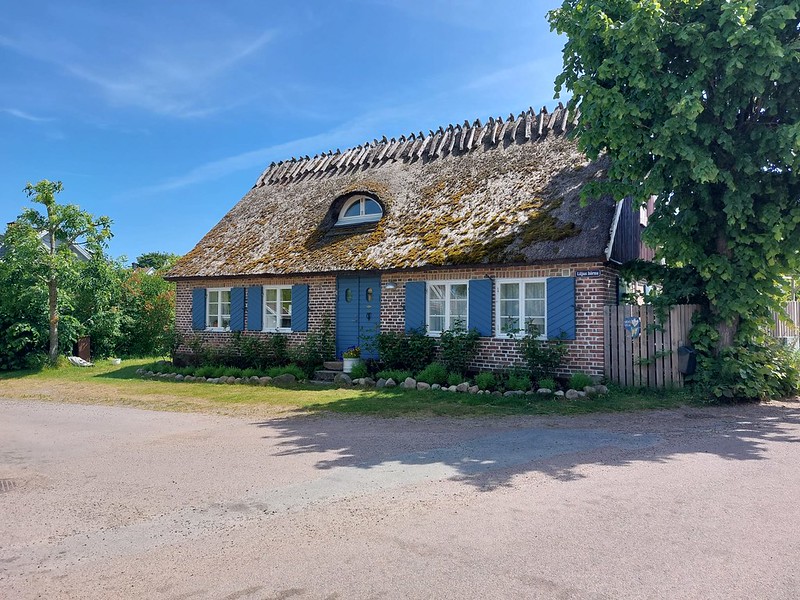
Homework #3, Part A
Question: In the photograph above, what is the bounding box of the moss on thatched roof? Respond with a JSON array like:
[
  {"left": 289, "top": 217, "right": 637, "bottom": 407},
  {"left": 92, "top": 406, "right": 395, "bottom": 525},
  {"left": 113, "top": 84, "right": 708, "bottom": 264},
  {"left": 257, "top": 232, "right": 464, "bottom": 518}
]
[{"left": 168, "top": 105, "right": 616, "bottom": 279}]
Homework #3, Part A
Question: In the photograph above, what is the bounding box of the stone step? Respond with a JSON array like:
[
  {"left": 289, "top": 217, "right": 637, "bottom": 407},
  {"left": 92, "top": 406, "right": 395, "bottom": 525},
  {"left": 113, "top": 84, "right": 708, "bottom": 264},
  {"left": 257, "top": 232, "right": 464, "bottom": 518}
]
[
  {"left": 314, "top": 370, "right": 340, "bottom": 382},
  {"left": 323, "top": 361, "right": 343, "bottom": 371}
]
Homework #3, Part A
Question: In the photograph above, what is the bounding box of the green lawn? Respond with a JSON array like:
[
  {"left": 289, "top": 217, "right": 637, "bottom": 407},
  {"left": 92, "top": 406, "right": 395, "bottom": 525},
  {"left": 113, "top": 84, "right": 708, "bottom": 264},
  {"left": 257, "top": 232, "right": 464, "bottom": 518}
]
[{"left": 0, "top": 357, "right": 706, "bottom": 418}]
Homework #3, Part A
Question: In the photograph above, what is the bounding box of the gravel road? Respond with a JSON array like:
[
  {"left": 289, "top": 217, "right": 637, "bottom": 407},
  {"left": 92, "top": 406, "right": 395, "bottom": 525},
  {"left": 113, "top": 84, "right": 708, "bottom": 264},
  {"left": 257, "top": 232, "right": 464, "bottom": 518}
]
[{"left": 1, "top": 399, "right": 799, "bottom": 599}]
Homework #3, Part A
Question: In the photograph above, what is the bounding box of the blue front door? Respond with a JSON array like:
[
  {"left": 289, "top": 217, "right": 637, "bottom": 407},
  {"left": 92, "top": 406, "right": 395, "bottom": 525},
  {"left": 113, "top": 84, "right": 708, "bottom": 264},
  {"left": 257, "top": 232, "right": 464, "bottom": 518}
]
[{"left": 336, "top": 275, "right": 381, "bottom": 359}]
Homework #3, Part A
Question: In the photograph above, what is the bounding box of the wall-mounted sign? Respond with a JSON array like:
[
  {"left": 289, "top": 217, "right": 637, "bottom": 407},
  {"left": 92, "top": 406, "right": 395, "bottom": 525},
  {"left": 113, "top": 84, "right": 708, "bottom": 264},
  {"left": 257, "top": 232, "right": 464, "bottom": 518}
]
[
  {"left": 576, "top": 270, "right": 601, "bottom": 277},
  {"left": 624, "top": 316, "right": 641, "bottom": 339}
]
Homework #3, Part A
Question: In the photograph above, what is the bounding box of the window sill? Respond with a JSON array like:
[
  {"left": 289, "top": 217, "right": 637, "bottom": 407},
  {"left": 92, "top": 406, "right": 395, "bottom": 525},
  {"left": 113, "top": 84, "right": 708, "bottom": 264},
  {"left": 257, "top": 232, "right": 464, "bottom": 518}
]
[
  {"left": 205, "top": 327, "right": 230, "bottom": 332},
  {"left": 263, "top": 328, "right": 292, "bottom": 334}
]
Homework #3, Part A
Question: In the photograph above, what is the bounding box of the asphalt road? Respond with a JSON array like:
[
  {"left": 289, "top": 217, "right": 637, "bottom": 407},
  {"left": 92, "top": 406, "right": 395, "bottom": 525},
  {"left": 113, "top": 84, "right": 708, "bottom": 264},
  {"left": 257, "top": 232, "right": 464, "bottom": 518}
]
[{"left": 1, "top": 399, "right": 799, "bottom": 599}]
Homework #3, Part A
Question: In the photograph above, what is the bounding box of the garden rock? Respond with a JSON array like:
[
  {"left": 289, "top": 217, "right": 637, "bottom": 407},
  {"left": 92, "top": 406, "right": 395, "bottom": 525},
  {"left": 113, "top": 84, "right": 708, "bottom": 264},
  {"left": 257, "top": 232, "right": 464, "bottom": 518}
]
[
  {"left": 456, "top": 382, "right": 469, "bottom": 393},
  {"left": 333, "top": 373, "right": 352, "bottom": 386},
  {"left": 385, "top": 378, "right": 397, "bottom": 388},
  {"left": 403, "top": 377, "right": 417, "bottom": 389},
  {"left": 448, "top": 385, "right": 457, "bottom": 392},
  {"left": 272, "top": 373, "right": 297, "bottom": 385},
  {"left": 376, "top": 378, "right": 387, "bottom": 389},
  {"left": 234, "top": 378, "right": 243, "bottom": 384},
  {"left": 504, "top": 390, "right": 524, "bottom": 397},
  {"left": 584, "top": 386, "right": 596, "bottom": 395},
  {"left": 537, "top": 388, "right": 552, "bottom": 394},
  {"left": 596, "top": 384, "right": 609, "bottom": 394},
  {"left": 492, "top": 391, "right": 502, "bottom": 397},
  {"left": 468, "top": 385, "right": 479, "bottom": 394},
  {"left": 416, "top": 382, "right": 431, "bottom": 391},
  {"left": 175, "top": 374, "right": 184, "bottom": 381},
  {"left": 525, "top": 390, "right": 534, "bottom": 395},
  {"left": 431, "top": 384, "right": 441, "bottom": 390},
  {"left": 554, "top": 390, "right": 565, "bottom": 397},
  {"left": 577, "top": 391, "right": 587, "bottom": 398},
  {"left": 565, "top": 389, "right": 581, "bottom": 400},
  {"left": 363, "top": 377, "right": 376, "bottom": 387}
]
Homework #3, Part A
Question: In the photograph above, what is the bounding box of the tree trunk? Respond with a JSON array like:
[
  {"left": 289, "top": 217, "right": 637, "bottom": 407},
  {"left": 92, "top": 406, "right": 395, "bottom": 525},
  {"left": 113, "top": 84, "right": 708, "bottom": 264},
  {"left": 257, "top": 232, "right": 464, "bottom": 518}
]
[
  {"left": 48, "top": 276, "right": 59, "bottom": 364},
  {"left": 714, "top": 232, "right": 738, "bottom": 354}
]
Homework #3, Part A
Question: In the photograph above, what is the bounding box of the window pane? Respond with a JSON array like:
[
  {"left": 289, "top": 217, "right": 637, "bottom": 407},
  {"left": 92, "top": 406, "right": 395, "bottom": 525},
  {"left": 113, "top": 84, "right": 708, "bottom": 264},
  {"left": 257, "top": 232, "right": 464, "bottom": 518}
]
[
  {"left": 500, "top": 283, "right": 519, "bottom": 301},
  {"left": 429, "top": 299, "right": 445, "bottom": 318},
  {"left": 208, "top": 290, "right": 219, "bottom": 304},
  {"left": 280, "top": 288, "right": 292, "bottom": 303},
  {"left": 525, "top": 299, "right": 545, "bottom": 318},
  {"left": 363, "top": 199, "right": 382, "bottom": 215},
  {"left": 221, "top": 315, "right": 231, "bottom": 329},
  {"left": 219, "top": 290, "right": 231, "bottom": 304},
  {"left": 429, "top": 284, "right": 445, "bottom": 300},
  {"left": 265, "top": 288, "right": 277, "bottom": 303},
  {"left": 343, "top": 201, "right": 361, "bottom": 218},
  {"left": 264, "top": 314, "right": 278, "bottom": 329},
  {"left": 526, "top": 317, "right": 545, "bottom": 336},
  {"left": 500, "top": 316, "right": 519, "bottom": 335},
  {"left": 525, "top": 282, "right": 545, "bottom": 300},
  {"left": 450, "top": 284, "right": 467, "bottom": 300},
  {"left": 429, "top": 316, "right": 445, "bottom": 333}
]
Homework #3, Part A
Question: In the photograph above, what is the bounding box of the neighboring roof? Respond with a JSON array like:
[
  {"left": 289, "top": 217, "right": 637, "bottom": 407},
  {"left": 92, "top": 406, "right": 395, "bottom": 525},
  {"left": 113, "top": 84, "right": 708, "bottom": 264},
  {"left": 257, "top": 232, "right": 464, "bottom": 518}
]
[
  {"left": 168, "top": 104, "right": 616, "bottom": 279},
  {"left": 0, "top": 230, "right": 92, "bottom": 262}
]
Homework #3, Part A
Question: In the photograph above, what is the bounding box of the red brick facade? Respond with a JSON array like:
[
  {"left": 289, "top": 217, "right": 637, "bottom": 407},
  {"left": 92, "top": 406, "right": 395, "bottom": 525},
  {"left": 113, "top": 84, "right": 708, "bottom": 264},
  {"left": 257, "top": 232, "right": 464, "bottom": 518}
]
[{"left": 175, "top": 261, "right": 619, "bottom": 376}]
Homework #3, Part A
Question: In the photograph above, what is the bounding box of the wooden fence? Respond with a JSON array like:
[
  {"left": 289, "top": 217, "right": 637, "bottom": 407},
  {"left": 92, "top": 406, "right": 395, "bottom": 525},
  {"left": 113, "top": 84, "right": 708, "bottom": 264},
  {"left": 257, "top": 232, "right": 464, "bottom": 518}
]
[
  {"left": 605, "top": 302, "right": 800, "bottom": 388},
  {"left": 604, "top": 304, "right": 698, "bottom": 388}
]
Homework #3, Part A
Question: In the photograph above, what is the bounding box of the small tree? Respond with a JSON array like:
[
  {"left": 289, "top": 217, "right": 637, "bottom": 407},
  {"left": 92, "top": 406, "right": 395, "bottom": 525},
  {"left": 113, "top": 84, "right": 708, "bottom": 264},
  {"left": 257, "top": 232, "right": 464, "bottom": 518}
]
[
  {"left": 20, "top": 180, "right": 112, "bottom": 364},
  {"left": 135, "top": 251, "right": 181, "bottom": 271}
]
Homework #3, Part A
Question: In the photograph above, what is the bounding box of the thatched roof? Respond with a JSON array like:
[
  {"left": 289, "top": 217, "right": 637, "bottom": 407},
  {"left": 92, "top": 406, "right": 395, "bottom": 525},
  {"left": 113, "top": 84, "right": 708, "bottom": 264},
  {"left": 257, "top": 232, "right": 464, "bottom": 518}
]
[{"left": 168, "top": 105, "right": 616, "bottom": 279}]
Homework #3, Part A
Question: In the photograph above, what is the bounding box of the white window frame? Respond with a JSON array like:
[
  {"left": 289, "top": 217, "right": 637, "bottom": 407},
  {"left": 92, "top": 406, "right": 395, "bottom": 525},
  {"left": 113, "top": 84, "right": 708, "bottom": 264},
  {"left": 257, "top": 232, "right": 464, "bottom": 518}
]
[
  {"left": 335, "top": 195, "right": 383, "bottom": 226},
  {"left": 263, "top": 285, "right": 293, "bottom": 333},
  {"left": 206, "top": 287, "right": 232, "bottom": 331},
  {"left": 495, "top": 278, "right": 547, "bottom": 339},
  {"left": 425, "top": 280, "right": 469, "bottom": 336}
]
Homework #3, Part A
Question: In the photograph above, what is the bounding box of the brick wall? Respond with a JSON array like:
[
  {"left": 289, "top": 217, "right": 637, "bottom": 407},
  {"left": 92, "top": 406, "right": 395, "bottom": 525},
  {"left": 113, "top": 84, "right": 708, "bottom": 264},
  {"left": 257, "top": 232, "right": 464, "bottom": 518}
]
[{"left": 174, "top": 261, "right": 619, "bottom": 376}]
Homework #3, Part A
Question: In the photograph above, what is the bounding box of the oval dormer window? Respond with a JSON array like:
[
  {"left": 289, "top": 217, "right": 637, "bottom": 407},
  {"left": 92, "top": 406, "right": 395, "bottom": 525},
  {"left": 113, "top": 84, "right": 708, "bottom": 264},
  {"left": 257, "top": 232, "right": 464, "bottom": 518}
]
[{"left": 336, "top": 194, "right": 383, "bottom": 226}]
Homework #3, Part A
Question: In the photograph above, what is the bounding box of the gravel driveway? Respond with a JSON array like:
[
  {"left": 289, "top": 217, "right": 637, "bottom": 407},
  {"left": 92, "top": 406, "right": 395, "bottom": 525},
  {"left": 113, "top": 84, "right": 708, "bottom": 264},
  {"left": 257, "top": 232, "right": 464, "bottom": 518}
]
[{"left": 1, "top": 399, "right": 799, "bottom": 599}]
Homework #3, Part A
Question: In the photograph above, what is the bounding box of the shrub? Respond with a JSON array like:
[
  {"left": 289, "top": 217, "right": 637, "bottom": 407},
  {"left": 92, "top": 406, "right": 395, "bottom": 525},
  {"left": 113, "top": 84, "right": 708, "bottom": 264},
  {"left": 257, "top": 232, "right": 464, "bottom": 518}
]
[
  {"left": 438, "top": 326, "right": 480, "bottom": 375},
  {"left": 475, "top": 371, "right": 497, "bottom": 391},
  {"left": 222, "top": 366, "right": 243, "bottom": 378},
  {"left": 375, "top": 329, "right": 436, "bottom": 373},
  {"left": 416, "top": 362, "right": 448, "bottom": 385},
  {"left": 516, "top": 332, "right": 568, "bottom": 381},
  {"left": 447, "top": 372, "right": 463, "bottom": 387},
  {"left": 569, "top": 372, "right": 594, "bottom": 390},
  {"left": 695, "top": 341, "right": 800, "bottom": 401},
  {"left": 267, "top": 364, "right": 307, "bottom": 381},
  {"left": 538, "top": 377, "right": 558, "bottom": 391},
  {"left": 349, "top": 362, "right": 369, "bottom": 379},
  {"left": 376, "top": 369, "right": 412, "bottom": 382},
  {"left": 290, "top": 320, "right": 334, "bottom": 378},
  {"left": 506, "top": 371, "right": 532, "bottom": 392}
]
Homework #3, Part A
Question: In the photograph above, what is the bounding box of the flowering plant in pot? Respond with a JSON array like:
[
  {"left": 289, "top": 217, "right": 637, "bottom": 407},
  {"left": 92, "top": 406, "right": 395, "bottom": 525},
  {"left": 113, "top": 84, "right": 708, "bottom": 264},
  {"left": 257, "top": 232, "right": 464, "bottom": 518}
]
[{"left": 342, "top": 346, "right": 361, "bottom": 373}]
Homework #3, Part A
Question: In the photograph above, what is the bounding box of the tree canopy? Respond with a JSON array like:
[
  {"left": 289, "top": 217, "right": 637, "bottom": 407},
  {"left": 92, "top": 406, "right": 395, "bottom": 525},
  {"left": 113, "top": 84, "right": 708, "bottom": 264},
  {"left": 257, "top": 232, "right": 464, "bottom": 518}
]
[{"left": 548, "top": 0, "right": 800, "bottom": 396}]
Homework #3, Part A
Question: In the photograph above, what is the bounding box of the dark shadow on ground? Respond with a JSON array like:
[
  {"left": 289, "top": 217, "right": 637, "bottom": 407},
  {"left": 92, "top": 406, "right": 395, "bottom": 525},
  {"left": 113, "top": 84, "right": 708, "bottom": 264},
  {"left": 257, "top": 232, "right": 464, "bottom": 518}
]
[
  {"left": 252, "top": 403, "right": 800, "bottom": 490},
  {"left": 94, "top": 364, "right": 143, "bottom": 379}
]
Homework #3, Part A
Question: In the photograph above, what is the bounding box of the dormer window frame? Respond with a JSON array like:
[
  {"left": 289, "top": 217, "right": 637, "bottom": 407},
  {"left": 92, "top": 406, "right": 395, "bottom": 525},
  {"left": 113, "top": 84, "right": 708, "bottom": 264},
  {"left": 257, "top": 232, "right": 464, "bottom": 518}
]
[{"left": 335, "top": 194, "right": 383, "bottom": 226}]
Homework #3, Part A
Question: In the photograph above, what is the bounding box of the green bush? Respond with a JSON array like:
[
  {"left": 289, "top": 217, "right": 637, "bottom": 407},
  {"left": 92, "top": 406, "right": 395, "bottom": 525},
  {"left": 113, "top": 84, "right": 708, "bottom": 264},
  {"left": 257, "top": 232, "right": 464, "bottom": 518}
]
[
  {"left": 290, "top": 320, "right": 334, "bottom": 378},
  {"left": 506, "top": 371, "right": 532, "bottom": 392},
  {"left": 438, "top": 326, "right": 480, "bottom": 375},
  {"left": 416, "top": 362, "right": 448, "bottom": 385},
  {"left": 349, "top": 362, "right": 369, "bottom": 379},
  {"left": 375, "top": 329, "right": 436, "bottom": 373},
  {"left": 695, "top": 341, "right": 800, "bottom": 401},
  {"left": 267, "top": 364, "right": 307, "bottom": 381},
  {"left": 475, "top": 371, "right": 497, "bottom": 391},
  {"left": 376, "top": 369, "right": 412, "bottom": 383},
  {"left": 569, "top": 372, "right": 593, "bottom": 390},
  {"left": 516, "top": 332, "right": 568, "bottom": 381},
  {"left": 538, "top": 377, "right": 558, "bottom": 391},
  {"left": 222, "top": 366, "right": 243, "bottom": 378},
  {"left": 447, "top": 372, "right": 463, "bottom": 387}
]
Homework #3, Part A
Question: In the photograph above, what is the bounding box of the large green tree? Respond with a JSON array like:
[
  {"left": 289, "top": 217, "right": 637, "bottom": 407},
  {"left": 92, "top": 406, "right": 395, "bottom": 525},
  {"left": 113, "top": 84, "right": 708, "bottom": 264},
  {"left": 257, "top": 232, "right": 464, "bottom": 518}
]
[
  {"left": 549, "top": 0, "right": 800, "bottom": 351},
  {"left": 19, "top": 180, "right": 112, "bottom": 364}
]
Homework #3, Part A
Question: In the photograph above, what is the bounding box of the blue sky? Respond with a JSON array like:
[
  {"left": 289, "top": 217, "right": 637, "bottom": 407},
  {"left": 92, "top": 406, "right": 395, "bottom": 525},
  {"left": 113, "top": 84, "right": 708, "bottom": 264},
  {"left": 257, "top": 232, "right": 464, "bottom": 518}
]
[{"left": 1, "top": 1, "right": 567, "bottom": 262}]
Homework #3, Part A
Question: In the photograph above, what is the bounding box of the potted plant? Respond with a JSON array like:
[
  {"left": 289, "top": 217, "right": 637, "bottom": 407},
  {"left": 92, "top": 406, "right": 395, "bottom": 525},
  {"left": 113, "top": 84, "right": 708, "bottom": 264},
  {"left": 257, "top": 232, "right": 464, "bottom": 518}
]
[{"left": 342, "top": 346, "right": 361, "bottom": 373}]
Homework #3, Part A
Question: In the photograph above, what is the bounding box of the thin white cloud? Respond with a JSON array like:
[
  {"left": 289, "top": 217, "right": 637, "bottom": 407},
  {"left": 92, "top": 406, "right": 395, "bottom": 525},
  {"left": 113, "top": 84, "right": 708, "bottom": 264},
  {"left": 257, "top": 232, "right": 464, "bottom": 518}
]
[
  {"left": 0, "top": 28, "right": 276, "bottom": 118},
  {"left": 1, "top": 108, "right": 54, "bottom": 122}
]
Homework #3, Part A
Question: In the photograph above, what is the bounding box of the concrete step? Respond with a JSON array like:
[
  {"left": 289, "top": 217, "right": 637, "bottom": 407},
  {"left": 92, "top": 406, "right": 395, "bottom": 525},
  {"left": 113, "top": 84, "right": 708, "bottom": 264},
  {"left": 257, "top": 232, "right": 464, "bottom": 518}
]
[
  {"left": 323, "top": 361, "right": 343, "bottom": 371},
  {"left": 314, "top": 370, "right": 340, "bottom": 382}
]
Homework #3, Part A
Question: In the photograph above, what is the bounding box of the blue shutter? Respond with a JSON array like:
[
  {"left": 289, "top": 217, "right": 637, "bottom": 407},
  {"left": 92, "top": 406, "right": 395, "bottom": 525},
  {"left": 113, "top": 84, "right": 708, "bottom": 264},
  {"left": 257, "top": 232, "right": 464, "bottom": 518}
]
[
  {"left": 468, "top": 279, "right": 492, "bottom": 337},
  {"left": 405, "top": 281, "right": 426, "bottom": 332},
  {"left": 191, "top": 288, "right": 206, "bottom": 330},
  {"left": 291, "top": 284, "right": 309, "bottom": 332},
  {"left": 230, "top": 287, "right": 245, "bottom": 331},
  {"left": 546, "top": 277, "right": 576, "bottom": 340},
  {"left": 247, "top": 286, "right": 263, "bottom": 331}
]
